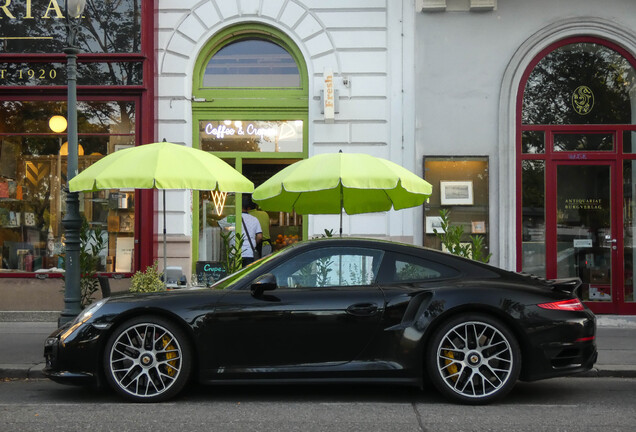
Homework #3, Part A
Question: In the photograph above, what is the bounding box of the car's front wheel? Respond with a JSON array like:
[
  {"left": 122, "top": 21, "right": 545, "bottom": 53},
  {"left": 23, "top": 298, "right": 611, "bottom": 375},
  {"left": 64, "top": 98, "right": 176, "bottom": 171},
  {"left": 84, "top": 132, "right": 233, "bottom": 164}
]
[
  {"left": 103, "top": 315, "right": 192, "bottom": 402},
  {"left": 426, "top": 313, "right": 521, "bottom": 404}
]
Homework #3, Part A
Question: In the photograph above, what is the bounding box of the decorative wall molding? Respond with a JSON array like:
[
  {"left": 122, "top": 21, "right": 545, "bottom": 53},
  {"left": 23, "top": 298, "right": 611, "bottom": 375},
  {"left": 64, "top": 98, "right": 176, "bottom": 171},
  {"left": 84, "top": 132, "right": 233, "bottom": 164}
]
[{"left": 418, "top": 0, "right": 496, "bottom": 13}]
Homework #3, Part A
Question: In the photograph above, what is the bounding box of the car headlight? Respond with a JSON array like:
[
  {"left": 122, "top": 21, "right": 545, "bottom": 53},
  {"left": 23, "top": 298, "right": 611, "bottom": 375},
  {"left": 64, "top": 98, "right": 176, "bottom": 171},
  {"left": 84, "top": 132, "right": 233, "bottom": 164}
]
[
  {"left": 60, "top": 298, "right": 109, "bottom": 343},
  {"left": 74, "top": 298, "right": 108, "bottom": 324}
]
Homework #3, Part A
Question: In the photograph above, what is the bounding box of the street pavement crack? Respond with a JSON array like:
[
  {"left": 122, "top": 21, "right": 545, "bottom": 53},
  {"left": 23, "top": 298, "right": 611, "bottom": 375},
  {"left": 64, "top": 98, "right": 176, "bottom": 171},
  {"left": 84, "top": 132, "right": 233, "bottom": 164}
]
[{"left": 411, "top": 401, "right": 427, "bottom": 432}]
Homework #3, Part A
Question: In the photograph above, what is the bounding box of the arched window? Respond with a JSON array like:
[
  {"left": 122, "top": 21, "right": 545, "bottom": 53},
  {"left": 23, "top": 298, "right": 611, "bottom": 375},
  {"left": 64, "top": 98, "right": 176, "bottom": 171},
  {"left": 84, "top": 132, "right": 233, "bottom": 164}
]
[
  {"left": 204, "top": 38, "right": 300, "bottom": 87},
  {"left": 522, "top": 42, "right": 636, "bottom": 127}
]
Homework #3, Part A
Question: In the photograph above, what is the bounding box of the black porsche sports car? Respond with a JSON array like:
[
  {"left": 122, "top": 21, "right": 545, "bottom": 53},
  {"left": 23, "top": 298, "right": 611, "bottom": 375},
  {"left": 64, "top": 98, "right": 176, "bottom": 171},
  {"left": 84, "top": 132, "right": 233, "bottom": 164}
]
[{"left": 44, "top": 238, "right": 597, "bottom": 404}]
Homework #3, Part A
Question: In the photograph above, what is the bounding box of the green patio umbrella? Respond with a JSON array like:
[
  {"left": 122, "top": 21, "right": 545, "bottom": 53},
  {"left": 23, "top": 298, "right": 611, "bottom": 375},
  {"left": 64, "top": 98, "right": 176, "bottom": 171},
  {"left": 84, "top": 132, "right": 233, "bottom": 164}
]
[
  {"left": 252, "top": 152, "right": 432, "bottom": 235},
  {"left": 69, "top": 141, "right": 254, "bottom": 273}
]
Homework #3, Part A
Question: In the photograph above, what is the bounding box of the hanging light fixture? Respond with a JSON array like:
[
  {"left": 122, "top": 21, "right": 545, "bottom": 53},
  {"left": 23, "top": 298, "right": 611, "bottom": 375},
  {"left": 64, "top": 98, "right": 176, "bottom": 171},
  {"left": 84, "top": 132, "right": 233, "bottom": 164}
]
[
  {"left": 49, "top": 115, "right": 68, "bottom": 133},
  {"left": 59, "top": 141, "right": 84, "bottom": 156}
]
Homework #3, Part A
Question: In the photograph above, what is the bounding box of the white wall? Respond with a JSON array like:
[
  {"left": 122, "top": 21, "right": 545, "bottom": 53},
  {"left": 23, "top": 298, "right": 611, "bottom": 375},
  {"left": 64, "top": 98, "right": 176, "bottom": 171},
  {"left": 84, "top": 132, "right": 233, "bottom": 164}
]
[{"left": 415, "top": 0, "right": 636, "bottom": 269}]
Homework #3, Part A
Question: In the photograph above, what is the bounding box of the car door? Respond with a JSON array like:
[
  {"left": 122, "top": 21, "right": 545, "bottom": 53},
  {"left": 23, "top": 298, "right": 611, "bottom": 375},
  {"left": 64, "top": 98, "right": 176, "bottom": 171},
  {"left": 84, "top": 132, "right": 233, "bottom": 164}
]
[{"left": 209, "top": 246, "right": 386, "bottom": 372}]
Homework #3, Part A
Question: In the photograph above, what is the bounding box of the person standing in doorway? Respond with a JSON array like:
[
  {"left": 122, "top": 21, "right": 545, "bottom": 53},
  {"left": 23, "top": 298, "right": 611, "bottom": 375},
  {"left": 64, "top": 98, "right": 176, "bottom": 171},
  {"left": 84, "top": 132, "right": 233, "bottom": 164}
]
[
  {"left": 247, "top": 198, "right": 272, "bottom": 257},
  {"left": 241, "top": 195, "right": 262, "bottom": 267}
]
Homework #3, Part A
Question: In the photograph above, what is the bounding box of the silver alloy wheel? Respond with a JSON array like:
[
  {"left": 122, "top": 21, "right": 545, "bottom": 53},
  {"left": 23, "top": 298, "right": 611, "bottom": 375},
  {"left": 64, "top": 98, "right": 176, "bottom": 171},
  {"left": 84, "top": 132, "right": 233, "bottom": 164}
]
[
  {"left": 108, "top": 322, "right": 183, "bottom": 399},
  {"left": 435, "top": 320, "right": 514, "bottom": 399}
]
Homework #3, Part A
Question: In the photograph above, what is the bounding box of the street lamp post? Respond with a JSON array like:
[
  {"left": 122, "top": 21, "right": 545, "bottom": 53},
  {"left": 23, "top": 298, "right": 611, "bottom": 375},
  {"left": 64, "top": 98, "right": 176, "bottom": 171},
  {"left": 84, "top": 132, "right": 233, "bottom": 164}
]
[{"left": 59, "top": 0, "right": 87, "bottom": 326}]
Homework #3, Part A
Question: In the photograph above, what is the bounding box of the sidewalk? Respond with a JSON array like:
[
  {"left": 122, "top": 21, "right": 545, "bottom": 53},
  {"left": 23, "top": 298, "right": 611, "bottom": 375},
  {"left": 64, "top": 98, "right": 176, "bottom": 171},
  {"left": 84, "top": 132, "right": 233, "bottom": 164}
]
[{"left": 0, "top": 312, "right": 634, "bottom": 380}]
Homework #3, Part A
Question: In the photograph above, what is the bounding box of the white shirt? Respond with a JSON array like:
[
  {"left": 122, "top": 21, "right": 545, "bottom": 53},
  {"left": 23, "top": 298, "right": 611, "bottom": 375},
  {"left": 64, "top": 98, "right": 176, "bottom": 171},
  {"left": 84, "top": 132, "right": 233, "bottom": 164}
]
[{"left": 240, "top": 212, "right": 262, "bottom": 258}]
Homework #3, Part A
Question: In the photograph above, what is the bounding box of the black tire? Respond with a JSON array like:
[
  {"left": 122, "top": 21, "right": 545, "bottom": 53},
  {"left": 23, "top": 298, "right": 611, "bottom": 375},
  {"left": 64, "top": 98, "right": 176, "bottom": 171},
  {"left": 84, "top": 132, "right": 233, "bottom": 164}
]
[
  {"left": 103, "top": 315, "right": 192, "bottom": 402},
  {"left": 426, "top": 313, "right": 521, "bottom": 405}
]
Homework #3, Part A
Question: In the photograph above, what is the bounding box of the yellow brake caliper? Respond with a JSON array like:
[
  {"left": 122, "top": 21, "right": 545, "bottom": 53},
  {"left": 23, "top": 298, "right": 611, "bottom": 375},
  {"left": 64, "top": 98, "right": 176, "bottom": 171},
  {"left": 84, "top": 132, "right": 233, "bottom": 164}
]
[
  {"left": 162, "top": 335, "right": 178, "bottom": 377},
  {"left": 443, "top": 350, "right": 458, "bottom": 381}
]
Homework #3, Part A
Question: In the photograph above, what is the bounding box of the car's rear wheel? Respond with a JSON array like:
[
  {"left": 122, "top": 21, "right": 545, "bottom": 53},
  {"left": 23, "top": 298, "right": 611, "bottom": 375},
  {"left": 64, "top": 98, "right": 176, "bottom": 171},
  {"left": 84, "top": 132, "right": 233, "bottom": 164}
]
[
  {"left": 426, "top": 313, "right": 521, "bottom": 404},
  {"left": 103, "top": 315, "right": 191, "bottom": 402}
]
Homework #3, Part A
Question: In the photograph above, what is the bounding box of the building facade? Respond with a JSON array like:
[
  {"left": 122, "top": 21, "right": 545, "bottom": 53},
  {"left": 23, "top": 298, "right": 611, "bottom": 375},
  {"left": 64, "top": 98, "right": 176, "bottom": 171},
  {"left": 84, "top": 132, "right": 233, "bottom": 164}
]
[
  {"left": 416, "top": 0, "right": 636, "bottom": 314},
  {"left": 2, "top": 0, "right": 635, "bottom": 315}
]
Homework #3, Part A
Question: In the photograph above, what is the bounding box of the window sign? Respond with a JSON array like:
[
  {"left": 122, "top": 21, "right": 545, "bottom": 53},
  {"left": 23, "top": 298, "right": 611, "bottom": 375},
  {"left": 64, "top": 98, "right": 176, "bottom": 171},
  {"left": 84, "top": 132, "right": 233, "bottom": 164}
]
[
  {"left": 199, "top": 120, "right": 303, "bottom": 153},
  {"left": 0, "top": 62, "right": 143, "bottom": 86}
]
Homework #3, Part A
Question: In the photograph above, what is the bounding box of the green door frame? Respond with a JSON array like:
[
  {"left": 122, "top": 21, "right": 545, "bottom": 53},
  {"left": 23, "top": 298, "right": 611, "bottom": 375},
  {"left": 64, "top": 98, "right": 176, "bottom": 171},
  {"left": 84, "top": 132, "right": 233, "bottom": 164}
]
[{"left": 191, "top": 23, "right": 310, "bottom": 272}]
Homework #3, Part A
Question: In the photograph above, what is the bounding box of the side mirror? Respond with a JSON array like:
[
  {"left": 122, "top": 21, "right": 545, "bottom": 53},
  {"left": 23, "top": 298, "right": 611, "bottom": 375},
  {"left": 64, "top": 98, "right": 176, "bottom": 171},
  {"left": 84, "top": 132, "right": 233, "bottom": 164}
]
[{"left": 251, "top": 273, "right": 278, "bottom": 297}]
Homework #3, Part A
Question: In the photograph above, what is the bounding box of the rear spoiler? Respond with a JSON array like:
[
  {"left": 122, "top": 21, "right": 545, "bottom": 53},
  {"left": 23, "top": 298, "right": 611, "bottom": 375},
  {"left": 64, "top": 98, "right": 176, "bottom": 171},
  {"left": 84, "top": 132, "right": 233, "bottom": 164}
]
[{"left": 546, "top": 277, "right": 582, "bottom": 296}]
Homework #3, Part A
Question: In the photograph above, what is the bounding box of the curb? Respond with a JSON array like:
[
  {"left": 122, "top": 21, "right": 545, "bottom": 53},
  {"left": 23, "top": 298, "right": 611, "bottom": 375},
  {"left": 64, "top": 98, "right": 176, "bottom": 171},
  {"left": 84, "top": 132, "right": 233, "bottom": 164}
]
[
  {"left": 0, "top": 363, "right": 46, "bottom": 380},
  {"left": 0, "top": 311, "right": 60, "bottom": 323},
  {"left": 574, "top": 366, "right": 636, "bottom": 379}
]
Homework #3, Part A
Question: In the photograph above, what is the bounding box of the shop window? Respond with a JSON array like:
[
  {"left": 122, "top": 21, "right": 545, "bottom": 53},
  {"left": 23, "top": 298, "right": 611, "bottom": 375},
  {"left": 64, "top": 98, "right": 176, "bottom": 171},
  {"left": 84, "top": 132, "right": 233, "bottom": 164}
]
[
  {"left": 553, "top": 132, "right": 614, "bottom": 152},
  {"left": 0, "top": 100, "right": 135, "bottom": 273},
  {"left": 521, "top": 160, "right": 546, "bottom": 278},
  {"left": 522, "top": 130, "right": 545, "bottom": 154},
  {"left": 0, "top": 1, "right": 142, "bottom": 54},
  {"left": 423, "top": 157, "right": 489, "bottom": 255},
  {"left": 624, "top": 131, "right": 636, "bottom": 154}
]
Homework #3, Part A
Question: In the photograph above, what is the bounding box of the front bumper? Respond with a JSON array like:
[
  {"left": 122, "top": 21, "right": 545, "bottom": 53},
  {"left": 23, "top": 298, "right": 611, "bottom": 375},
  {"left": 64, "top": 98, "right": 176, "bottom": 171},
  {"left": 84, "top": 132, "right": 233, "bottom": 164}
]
[{"left": 43, "top": 324, "right": 104, "bottom": 386}]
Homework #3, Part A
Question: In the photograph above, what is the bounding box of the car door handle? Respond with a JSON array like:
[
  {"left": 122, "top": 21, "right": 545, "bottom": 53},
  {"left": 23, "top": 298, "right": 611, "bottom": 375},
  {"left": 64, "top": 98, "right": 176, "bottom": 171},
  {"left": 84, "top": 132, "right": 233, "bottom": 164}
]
[{"left": 346, "top": 303, "right": 379, "bottom": 316}]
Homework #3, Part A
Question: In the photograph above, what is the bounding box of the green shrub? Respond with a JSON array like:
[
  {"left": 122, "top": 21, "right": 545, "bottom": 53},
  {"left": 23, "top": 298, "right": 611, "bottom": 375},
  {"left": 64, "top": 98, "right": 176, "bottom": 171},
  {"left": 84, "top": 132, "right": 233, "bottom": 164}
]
[
  {"left": 433, "top": 208, "right": 492, "bottom": 263},
  {"left": 130, "top": 261, "right": 166, "bottom": 293}
]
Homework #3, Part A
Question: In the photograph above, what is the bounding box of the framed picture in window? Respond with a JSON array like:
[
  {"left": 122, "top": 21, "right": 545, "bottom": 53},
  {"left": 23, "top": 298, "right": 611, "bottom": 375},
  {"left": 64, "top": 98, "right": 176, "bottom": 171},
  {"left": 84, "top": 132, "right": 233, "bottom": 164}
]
[
  {"left": 440, "top": 181, "right": 473, "bottom": 205},
  {"left": 471, "top": 221, "right": 486, "bottom": 234},
  {"left": 426, "top": 216, "right": 445, "bottom": 233}
]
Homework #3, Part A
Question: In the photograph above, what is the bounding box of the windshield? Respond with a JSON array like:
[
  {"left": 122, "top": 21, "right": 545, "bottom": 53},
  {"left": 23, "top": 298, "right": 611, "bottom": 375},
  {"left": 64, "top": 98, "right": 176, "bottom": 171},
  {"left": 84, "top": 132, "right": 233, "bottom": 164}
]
[{"left": 209, "top": 248, "right": 285, "bottom": 290}]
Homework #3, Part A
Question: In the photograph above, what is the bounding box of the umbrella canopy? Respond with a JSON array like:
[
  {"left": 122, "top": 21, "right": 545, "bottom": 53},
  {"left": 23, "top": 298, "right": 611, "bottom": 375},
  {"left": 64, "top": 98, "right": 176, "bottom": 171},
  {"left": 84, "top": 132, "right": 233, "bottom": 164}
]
[
  {"left": 69, "top": 141, "right": 253, "bottom": 193},
  {"left": 69, "top": 142, "right": 254, "bottom": 274},
  {"left": 252, "top": 152, "right": 432, "bottom": 233}
]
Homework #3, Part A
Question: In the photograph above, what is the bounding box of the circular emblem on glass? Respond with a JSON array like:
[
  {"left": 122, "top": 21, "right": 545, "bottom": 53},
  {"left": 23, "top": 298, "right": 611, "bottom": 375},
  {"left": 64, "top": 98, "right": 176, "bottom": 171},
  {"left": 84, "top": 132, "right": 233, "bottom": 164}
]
[{"left": 572, "top": 85, "right": 594, "bottom": 115}]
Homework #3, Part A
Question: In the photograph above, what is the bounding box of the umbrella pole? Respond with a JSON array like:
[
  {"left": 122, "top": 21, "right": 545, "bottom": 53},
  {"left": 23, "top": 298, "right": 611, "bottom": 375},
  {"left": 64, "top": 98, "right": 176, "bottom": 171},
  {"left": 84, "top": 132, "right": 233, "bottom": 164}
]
[
  {"left": 163, "top": 189, "right": 167, "bottom": 278},
  {"left": 339, "top": 189, "right": 343, "bottom": 237}
]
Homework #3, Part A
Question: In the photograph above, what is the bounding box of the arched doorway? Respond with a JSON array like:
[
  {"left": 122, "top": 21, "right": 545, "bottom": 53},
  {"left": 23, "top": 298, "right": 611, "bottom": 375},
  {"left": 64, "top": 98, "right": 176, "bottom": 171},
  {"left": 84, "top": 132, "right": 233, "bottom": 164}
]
[
  {"left": 191, "top": 24, "right": 308, "bottom": 278},
  {"left": 517, "top": 37, "right": 636, "bottom": 314}
]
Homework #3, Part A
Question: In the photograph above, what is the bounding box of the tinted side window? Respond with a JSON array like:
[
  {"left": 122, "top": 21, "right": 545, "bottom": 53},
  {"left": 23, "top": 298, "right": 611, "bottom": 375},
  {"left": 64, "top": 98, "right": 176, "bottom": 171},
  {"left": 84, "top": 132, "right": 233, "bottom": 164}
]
[
  {"left": 269, "top": 247, "right": 384, "bottom": 288},
  {"left": 378, "top": 252, "right": 460, "bottom": 283}
]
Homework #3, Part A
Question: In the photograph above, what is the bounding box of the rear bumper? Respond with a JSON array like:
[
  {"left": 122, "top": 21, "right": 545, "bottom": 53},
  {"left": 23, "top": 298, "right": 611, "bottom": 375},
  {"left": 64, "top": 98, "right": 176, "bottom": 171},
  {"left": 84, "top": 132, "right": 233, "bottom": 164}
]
[{"left": 520, "top": 310, "right": 597, "bottom": 381}]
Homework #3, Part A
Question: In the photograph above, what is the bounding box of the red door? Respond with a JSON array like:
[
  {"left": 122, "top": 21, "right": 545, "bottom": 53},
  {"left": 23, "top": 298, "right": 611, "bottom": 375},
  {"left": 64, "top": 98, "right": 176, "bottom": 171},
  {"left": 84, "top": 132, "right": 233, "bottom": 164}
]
[{"left": 548, "top": 161, "right": 619, "bottom": 314}]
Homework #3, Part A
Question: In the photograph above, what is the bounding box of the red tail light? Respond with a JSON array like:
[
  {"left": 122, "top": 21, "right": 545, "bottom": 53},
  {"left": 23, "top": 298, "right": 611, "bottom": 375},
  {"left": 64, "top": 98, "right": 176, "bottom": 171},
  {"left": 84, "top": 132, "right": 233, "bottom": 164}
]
[{"left": 537, "top": 298, "right": 585, "bottom": 311}]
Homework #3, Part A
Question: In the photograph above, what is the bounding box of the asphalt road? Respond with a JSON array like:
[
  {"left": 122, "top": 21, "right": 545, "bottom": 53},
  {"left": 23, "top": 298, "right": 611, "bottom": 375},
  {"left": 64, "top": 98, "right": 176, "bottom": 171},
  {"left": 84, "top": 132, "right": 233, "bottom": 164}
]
[{"left": 1, "top": 377, "right": 634, "bottom": 431}]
